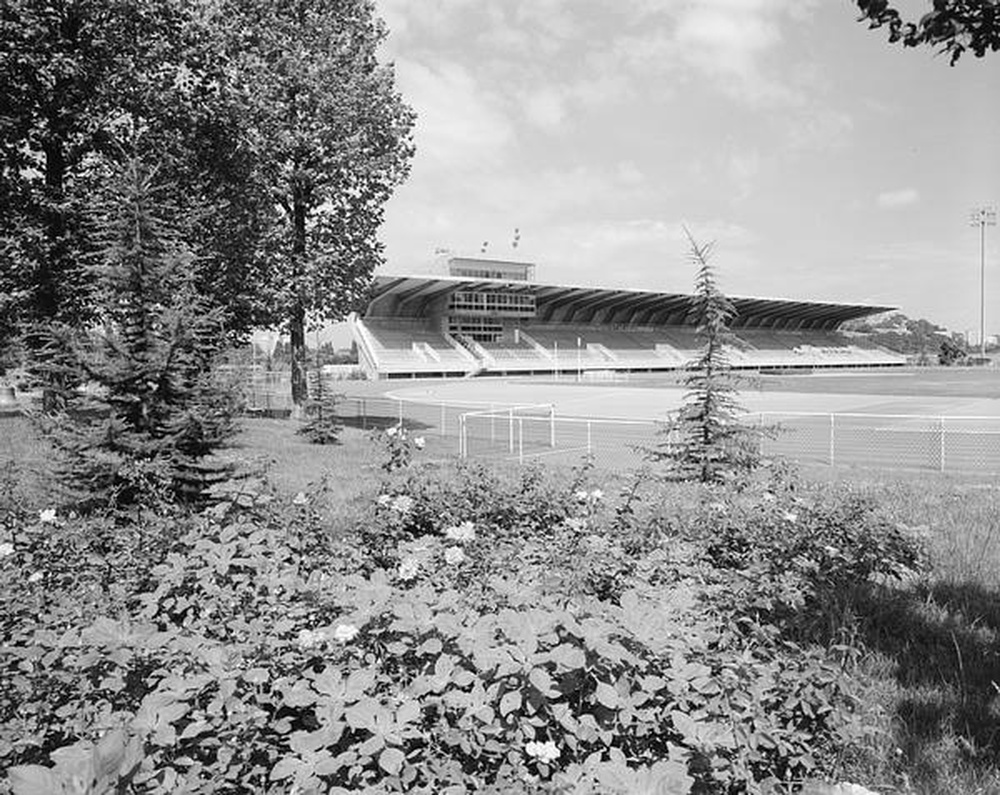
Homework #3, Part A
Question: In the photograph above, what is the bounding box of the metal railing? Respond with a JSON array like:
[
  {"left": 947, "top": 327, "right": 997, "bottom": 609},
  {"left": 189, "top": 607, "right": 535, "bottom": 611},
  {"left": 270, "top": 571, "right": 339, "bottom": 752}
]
[{"left": 234, "top": 371, "right": 1000, "bottom": 474}]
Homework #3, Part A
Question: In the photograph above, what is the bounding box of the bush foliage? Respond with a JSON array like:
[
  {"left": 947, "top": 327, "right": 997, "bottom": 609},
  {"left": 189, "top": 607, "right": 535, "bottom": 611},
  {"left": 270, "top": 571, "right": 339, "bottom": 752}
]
[{"left": 0, "top": 453, "right": 927, "bottom": 794}]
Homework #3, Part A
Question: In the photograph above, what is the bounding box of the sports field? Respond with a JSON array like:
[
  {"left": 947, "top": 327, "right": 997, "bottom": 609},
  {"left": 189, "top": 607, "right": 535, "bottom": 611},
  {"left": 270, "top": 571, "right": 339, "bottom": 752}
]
[
  {"left": 383, "top": 368, "right": 1000, "bottom": 421},
  {"left": 374, "top": 368, "right": 1000, "bottom": 474}
]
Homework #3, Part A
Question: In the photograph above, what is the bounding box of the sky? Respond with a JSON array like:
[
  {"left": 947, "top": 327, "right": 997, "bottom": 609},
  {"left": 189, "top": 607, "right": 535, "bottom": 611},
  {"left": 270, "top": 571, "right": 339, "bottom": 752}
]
[{"left": 368, "top": 0, "right": 1000, "bottom": 341}]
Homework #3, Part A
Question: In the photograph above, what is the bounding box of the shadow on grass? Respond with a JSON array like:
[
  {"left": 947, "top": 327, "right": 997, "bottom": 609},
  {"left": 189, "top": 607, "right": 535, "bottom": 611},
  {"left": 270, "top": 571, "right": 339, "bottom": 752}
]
[
  {"left": 855, "top": 580, "right": 1000, "bottom": 792},
  {"left": 337, "top": 414, "right": 434, "bottom": 432}
]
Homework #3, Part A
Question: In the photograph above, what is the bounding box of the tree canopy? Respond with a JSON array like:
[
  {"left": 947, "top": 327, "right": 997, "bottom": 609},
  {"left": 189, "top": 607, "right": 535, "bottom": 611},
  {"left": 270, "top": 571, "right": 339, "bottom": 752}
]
[
  {"left": 219, "top": 0, "right": 414, "bottom": 408},
  {"left": 0, "top": 0, "right": 415, "bottom": 410},
  {"left": 856, "top": 0, "right": 1000, "bottom": 63}
]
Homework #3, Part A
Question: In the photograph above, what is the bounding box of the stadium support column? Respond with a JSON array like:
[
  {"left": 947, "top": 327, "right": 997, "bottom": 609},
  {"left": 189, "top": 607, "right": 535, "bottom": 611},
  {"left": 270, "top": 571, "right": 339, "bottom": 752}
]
[{"left": 971, "top": 207, "right": 997, "bottom": 360}]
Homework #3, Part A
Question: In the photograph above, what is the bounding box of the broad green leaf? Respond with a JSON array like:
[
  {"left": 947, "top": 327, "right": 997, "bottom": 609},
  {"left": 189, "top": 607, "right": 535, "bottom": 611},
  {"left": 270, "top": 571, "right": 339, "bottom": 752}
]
[
  {"left": 594, "top": 681, "right": 619, "bottom": 709},
  {"left": 528, "top": 667, "right": 559, "bottom": 697},
  {"left": 358, "top": 732, "right": 385, "bottom": 757},
  {"left": 396, "top": 700, "right": 421, "bottom": 725},
  {"left": 499, "top": 690, "right": 521, "bottom": 717},
  {"left": 417, "top": 637, "right": 443, "bottom": 656},
  {"left": 378, "top": 747, "right": 405, "bottom": 775},
  {"left": 8, "top": 765, "right": 65, "bottom": 795},
  {"left": 269, "top": 756, "right": 303, "bottom": 781}
]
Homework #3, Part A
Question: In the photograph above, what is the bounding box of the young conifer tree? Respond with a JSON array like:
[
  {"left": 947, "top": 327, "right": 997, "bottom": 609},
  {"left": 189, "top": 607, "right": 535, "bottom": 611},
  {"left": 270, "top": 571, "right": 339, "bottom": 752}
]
[
  {"left": 652, "top": 227, "right": 764, "bottom": 483},
  {"left": 34, "top": 155, "right": 241, "bottom": 508}
]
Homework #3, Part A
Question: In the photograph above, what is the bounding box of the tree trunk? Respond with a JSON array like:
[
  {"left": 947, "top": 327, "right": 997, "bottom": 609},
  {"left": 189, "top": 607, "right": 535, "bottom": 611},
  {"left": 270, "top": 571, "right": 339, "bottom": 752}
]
[
  {"left": 40, "top": 136, "right": 66, "bottom": 413},
  {"left": 289, "top": 191, "right": 309, "bottom": 418},
  {"left": 290, "top": 301, "right": 307, "bottom": 418}
]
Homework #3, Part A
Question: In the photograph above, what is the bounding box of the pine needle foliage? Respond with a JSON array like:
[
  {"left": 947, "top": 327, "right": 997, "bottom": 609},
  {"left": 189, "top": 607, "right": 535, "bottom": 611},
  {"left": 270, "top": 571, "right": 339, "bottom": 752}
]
[
  {"left": 651, "top": 228, "right": 766, "bottom": 483},
  {"left": 297, "top": 369, "right": 344, "bottom": 445},
  {"left": 32, "top": 157, "right": 243, "bottom": 509}
]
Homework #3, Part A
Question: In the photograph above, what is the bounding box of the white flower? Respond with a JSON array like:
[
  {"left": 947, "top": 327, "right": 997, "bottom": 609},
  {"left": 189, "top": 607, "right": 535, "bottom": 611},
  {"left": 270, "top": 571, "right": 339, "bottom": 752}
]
[
  {"left": 376, "top": 494, "right": 393, "bottom": 507},
  {"left": 297, "top": 628, "right": 326, "bottom": 649},
  {"left": 524, "top": 740, "right": 560, "bottom": 763},
  {"left": 292, "top": 492, "right": 308, "bottom": 506},
  {"left": 392, "top": 495, "right": 414, "bottom": 513},
  {"left": 38, "top": 508, "right": 57, "bottom": 524},
  {"left": 708, "top": 502, "right": 727, "bottom": 514},
  {"left": 386, "top": 426, "right": 398, "bottom": 437},
  {"left": 0, "top": 542, "right": 13, "bottom": 558},
  {"left": 413, "top": 436, "right": 425, "bottom": 449},
  {"left": 333, "top": 624, "right": 360, "bottom": 643},
  {"left": 830, "top": 785, "right": 882, "bottom": 795},
  {"left": 575, "top": 490, "right": 589, "bottom": 503},
  {"left": 444, "top": 521, "right": 476, "bottom": 543},
  {"left": 444, "top": 546, "right": 466, "bottom": 565},
  {"left": 28, "top": 572, "right": 42, "bottom": 584},
  {"left": 783, "top": 511, "right": 798, "bottom": 523},
  {"left": 398, "top": 558, "right": 420, "bottom": 581},
  {"left": 590, "top": 489, "right": 603, "bottom": 501}
]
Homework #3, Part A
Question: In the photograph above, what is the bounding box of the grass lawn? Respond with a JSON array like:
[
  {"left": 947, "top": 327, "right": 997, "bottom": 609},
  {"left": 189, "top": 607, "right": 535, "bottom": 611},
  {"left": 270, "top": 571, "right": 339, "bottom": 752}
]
[{"left": 624, "top": 366, "right": 1000, "bottom": 399}]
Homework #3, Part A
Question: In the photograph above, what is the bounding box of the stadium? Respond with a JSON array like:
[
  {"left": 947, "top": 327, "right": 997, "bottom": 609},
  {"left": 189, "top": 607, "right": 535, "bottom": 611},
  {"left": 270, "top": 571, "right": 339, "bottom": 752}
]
[{"left": 350, "top": 256, "right": 907, "bottom": 380}]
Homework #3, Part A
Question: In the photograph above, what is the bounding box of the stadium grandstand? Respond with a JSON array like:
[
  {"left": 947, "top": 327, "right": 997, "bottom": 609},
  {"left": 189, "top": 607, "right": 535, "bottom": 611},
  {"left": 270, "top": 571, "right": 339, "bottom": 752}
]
[{"left": 351, "top": 257, "right": 906, "bottom": 379}]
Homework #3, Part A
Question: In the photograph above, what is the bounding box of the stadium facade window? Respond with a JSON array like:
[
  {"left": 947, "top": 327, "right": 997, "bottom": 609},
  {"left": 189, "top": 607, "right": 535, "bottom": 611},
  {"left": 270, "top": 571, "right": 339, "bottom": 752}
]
[
  {"left": 448, "top": 317, "right": 504, "bottom": 343},
  {"left": 448, "top": 291, "right": 536, "bottom": 318},
  {"left": 447, "top": 257, "right": 535, "bottom": 282}
]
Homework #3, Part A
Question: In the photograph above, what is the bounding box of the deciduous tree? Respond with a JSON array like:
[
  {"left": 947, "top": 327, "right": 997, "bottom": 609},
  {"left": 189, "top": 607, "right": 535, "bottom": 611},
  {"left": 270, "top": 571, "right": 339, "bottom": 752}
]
[
  {"left": 0, "top": 0, "right": 275, "bottom": 368},
  {"left": 856, "top": 0, "right": 1000, "bottom": 63},
  {"left": 221, "top": 0, "right": 415, "bottom": 412}
]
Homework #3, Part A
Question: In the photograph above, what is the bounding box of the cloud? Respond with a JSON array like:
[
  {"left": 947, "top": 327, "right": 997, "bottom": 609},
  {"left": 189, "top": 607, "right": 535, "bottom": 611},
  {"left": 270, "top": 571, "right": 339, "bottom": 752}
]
[
  {"left": 523, "top": 88, "right": 567, "bottom": 130},
  {"left": 877, "top": 188, "right": 920, "bottom": 209},
  {"left": 782, "top": 107, "right": 854, "bottom": 152},
  {"left": 393, "top": 56, "right": 514, "bottom": 169},
  {"left": 726, "top": 150, "right": 761, "bottom": 199},
  {"left": 668, "top": 0, "right": 820, "bottom": 106}
]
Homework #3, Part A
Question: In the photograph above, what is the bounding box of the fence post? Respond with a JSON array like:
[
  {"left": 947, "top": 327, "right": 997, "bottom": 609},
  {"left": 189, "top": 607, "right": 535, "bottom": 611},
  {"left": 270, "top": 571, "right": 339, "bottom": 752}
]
[
  {"left": 459, "top": 414, "right": 465, "bottom": 458},
  {"left": 440, "top": 402, "right": 446, "bottom": 437},
  {"left": 518, "top": 418, "right": 524, "bottom": 463},
  {"left": 550, "top": 405, "right": 555, "bottom": 448},
  {"left": 398, "top": 400, "right": 403, "bottom": 428},
  {"left": 361, "top": 398, "right": 367, "bottom": 430},
  {"left": 509, "top": 408, "right": 514, "bottom": 453},
  {"left": 829, "top": 414, "right": 835, "bottom": 467},
  {"left": 939, "top": 416, "right": 946, "bottom": 472}
]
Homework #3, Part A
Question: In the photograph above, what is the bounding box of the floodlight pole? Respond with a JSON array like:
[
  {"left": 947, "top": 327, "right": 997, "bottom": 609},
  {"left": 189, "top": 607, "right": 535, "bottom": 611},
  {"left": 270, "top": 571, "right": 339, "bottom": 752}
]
[{"left": 971, "top": 207, "right": 997, "bottom": 360}]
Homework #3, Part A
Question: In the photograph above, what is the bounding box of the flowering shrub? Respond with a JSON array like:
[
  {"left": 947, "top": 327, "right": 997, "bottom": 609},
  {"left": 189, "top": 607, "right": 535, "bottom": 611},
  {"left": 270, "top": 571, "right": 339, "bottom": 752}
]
[
  {"left": 0, "top": 462, "right": 918, "bottom": 794},
  {"left": 373, "top": 423, "right": 426, "bottom": 472},
  {"left": 679, "top": 483, "right": 928, "bottom": 643}
]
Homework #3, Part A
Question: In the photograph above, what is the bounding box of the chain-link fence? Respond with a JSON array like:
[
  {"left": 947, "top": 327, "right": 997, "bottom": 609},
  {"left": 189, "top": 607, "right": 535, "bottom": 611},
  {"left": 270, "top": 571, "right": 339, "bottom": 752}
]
[
  {"left": 234, "top": 370, "right": 1000, "bottom": 474},
  {"left": 759, "top": 412, "right": 1000, "bottom": 474}
]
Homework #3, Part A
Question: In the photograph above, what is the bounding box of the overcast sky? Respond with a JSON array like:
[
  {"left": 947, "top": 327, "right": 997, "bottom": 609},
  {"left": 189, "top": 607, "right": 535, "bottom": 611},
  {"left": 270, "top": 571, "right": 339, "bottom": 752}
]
[{"left": 371, "top": 0, "right": 1000, "bottom": 338}]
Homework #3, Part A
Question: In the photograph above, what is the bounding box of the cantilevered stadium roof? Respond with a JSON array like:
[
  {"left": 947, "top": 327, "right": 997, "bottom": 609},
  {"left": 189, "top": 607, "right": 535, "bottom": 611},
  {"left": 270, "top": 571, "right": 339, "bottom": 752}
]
[{"left": 364, "top": 275, "right": 894, "bottom": 332}]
